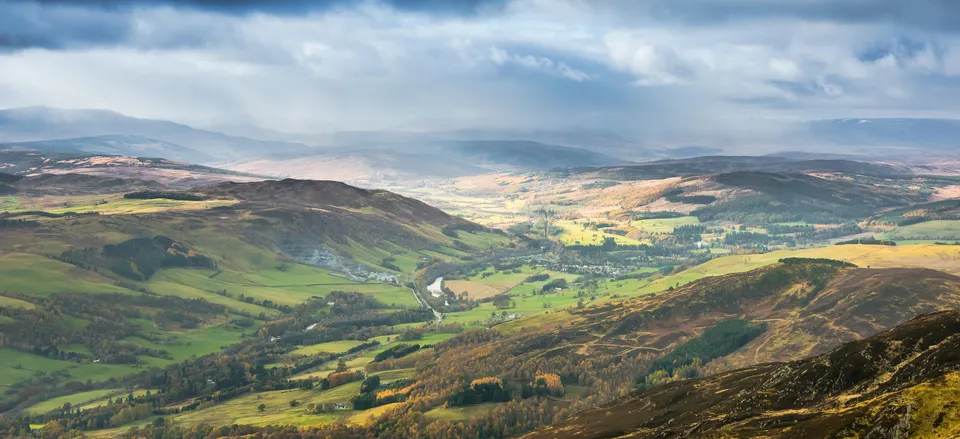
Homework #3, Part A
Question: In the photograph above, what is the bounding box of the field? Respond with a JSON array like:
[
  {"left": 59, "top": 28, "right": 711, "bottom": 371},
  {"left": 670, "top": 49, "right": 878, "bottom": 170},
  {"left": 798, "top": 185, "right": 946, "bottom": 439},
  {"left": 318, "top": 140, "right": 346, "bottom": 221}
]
[
  {"left": 554, "top": 219, "right": 649, "bottom": 246},
  {"left": 0, "top": 349, "right": 142, "bottom": 388},
  {"left": 887, "top": 220, "right": 960, "bottom": 241},
  {"left": 23, "top": 389, "right": 118, "bottom": 415},
  {"left": 0, "top": 253, "right": 133, "bottom": 298},
  {"left": 41, "top": 196, "right": 237, "bottom": 216},
  {"left": 445, "top": 265, "right": 542, "bottom": 299},
  {"left": 151, "top": 266, "right": 419, "bottom": 309},
  {"left": 348, "top": 402, "right": 403, "bottom": 426},
  {"left": 172, "top": 382, "right": 364, "bottom": 427},
  {"left": 425, "top": 403, "right": 501, "bottom": 422},
  {"left": 0, "top": 196, "right": 20, "bottom": 211},
  {"left": 292, "top": 340, "right": 368, "bottom": 356},
  {"left": 0, "top": 295, "right": 36, "bottom": 309},
  {"left": 122, "top": 322, "right": 255, "bottom": 365},
  {"left": 630, "top": 216, "right": 701, "bottom": 233},
  {"left": 504, "top": 271, "right": 581, "bottom": 296}
]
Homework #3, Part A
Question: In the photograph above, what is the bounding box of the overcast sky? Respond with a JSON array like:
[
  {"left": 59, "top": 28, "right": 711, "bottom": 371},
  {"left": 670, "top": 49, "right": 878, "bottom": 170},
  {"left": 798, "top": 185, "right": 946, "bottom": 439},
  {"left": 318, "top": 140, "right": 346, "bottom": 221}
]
[{"left": 1, "top": 0, "right": 959, "bottom": 138}]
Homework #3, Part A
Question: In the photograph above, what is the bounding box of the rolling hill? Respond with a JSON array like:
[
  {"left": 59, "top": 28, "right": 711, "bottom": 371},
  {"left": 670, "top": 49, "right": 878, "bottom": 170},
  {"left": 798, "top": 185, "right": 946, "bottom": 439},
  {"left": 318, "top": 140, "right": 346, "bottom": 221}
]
[
  {"left": 0, "top": 107, "right": 308, "bottom": 162},
  {"left": 1, "top": 135, "right": 215, "bottom": 164},
  {"left": 0, "top": 148, "right": 265, "bottom": 188},
  {"left": 523, "top": 309, "right": 960, "bottom": 439},
  {"left": 0, "top": 174, "right": 510, "bottom": 415}
]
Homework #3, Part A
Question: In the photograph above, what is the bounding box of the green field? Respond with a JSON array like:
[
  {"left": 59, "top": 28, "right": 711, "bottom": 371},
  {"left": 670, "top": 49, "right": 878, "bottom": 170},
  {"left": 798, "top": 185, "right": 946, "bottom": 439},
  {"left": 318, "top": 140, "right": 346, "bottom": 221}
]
[
  {"left": 630, "top": 216, "right": 700, "bottom": 233},
  {"left": 43, "top": 197, "right": 237, "bottom": 216},
  {"left": 152, "top": 266, "right": 419, "bottom": 309},
  {"left": 122, "top": 322, "right": 254, "bottom": 365},
  {"left": 172, "top": 382, "right": 363, "bottom": 427},
  {"left": 0, "top": 295, "right": 37, "bottom": 309},
  {"left": 425, "top": 403, "right": 500, "bottom": 421},
  {"left": 23, "top": 389, "right": 118, "bottom": 414},
  {"left": 888, "top": 220, "right": 960, "bottom": 241},
  {"left": 292, "top": 340, "right": 368, "bottom": 356},
  {"left": 555, "top": 219, "right": 649, "bottom": 246},
  {"left": 504, "top": 271, "right": 581, "bottom": 296},
  {"left": 0, "top": 349, "right": 143, "bottom": 388},
  {"left": 0, "top": 196, "right": 20, "bottom": 211},
  {"left": 0, "top": 253, "right": 133, "bottom": 298}
]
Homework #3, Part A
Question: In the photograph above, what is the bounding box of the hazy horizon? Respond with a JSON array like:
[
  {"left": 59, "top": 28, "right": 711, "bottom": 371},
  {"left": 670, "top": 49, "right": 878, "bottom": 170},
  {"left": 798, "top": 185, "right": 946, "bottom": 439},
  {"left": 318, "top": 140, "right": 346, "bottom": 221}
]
[{"left": 3, "top": 0, "right": 960, "bottom": 149}]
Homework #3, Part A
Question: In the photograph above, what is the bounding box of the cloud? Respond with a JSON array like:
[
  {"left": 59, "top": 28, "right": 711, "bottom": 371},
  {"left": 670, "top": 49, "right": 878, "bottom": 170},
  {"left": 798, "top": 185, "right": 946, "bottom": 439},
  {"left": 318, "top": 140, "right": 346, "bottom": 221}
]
[
  {"left": 488, "top": 46, "right": 590, "bottom": 82},
  {"left": 1, "top": 0, "right": 960, "bottom": 143}
]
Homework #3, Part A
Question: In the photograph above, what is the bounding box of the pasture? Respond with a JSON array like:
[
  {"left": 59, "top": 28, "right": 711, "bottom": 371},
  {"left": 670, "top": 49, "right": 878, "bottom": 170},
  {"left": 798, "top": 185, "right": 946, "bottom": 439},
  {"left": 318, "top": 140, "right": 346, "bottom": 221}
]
[
  {"left": 630, "top": 216, "right": 700, "bottom": 233},
  {"left": 292, "top": 340, "right": 368, "bottom": 356},
  {"left": 888, "top": 220, "right": 960, "bottom": 241},
  {"left": 0, "top": 349, "right": 142, "bottom": 388},
  {"left": 43, "top": 196, "right": 237, "bottom": 216},
  {"left": 425, "top": 403, "right": 500, "bottom": 422},
  {"left": 0, "top": 253, "right": 133, "bottom": 298},
  {"left": 0, "top": 295, "right": 37, "bottom": 309},
  {"left": 23, "top": 389, "right": 117, "bottom": 415},
  {"left": 172, "top": 382, "right": 364, "bottom": 427},
  {"left": 554, "top": 219, "right": 648, "bottom": 246},
  {"left": 0, "top": 196, "right": 20, "bottom": 211}
]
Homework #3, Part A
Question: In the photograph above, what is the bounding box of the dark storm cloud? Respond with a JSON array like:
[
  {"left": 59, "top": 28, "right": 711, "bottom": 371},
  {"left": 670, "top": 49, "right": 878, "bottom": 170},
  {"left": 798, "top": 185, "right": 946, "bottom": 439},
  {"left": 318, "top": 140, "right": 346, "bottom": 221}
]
[
  {"left": 3, "top": 0, "right": 960, "bottom": 51},
  {"left": 0, "top": 0, "right": 506, "bottom": 50},
  {"left": 0, "top": 2, "right": 133, "bottom": 50},
  {"left": 22, "top": 0, "right": 505, "bottom": 15},
  {"left": 601, "top": 0, "right": 960, "bottom": 31}
]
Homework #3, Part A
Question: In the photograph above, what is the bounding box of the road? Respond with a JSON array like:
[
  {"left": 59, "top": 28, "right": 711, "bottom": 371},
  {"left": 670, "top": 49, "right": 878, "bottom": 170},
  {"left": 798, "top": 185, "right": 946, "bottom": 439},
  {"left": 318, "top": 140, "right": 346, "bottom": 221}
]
[{"left": 407, "top": 280, "right": 443, "bottom": 325}]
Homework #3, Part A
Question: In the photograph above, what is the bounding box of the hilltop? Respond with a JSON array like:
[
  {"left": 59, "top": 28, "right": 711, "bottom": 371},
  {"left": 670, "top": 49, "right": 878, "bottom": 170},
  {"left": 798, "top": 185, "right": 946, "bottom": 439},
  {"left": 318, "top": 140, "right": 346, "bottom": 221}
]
[
  {"left": 524, "top": 309, "right": 960, "bottom": 439},
  {"left": 0, "top": 148, "right": 264, "bottom": 188},
  {"left": 4, "top": 173, "right": 166, "bottom": 196},
  {"left": 202, "top": 178, "right": 474, "bottom": 227}
]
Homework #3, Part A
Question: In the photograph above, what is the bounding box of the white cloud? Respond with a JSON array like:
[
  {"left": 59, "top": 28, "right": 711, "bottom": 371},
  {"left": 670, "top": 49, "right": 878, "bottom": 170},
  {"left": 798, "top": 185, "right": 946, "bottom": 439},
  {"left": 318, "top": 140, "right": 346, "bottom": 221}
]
[
  {"left": 488, "top": 46, "right": 590, "bottom": 82},
  {"left": 0, "top": 0, "right": 960, "bottom": 141}
]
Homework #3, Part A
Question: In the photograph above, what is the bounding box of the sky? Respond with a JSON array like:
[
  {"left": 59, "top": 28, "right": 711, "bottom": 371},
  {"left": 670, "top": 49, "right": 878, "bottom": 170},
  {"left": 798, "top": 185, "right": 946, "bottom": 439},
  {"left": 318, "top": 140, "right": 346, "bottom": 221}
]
[{"left": 1, "top": 0, "right": 960, "bottom": 140}]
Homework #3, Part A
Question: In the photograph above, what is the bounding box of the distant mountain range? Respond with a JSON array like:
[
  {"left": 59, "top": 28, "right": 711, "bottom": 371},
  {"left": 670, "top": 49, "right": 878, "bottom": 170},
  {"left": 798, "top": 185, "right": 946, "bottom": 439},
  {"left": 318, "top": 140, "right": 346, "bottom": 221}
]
[
  {"left": 1, "top": 135, "right": 216, "bottom": 163},
  {"left": 1, "top": 107, "right": 957, "bottom": 182},
  {"left": 0, "top": 107, "right": 309, "bottom": 163},
  {"left": 808, "top": 118, "right": 960, "bottom": 153}
]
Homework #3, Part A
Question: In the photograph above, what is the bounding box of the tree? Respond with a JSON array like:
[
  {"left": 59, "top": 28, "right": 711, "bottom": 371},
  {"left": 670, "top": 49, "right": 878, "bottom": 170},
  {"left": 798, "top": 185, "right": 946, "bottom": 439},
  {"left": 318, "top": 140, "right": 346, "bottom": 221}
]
[
  {"left": 535, "top": 206, "right": 558, "bottom": 238},
  {"left": 257, "top": 403, "right": 266, "bottom": 412},
  {"left": 335, "top": 357, "right": 348, "bottom": 373}
]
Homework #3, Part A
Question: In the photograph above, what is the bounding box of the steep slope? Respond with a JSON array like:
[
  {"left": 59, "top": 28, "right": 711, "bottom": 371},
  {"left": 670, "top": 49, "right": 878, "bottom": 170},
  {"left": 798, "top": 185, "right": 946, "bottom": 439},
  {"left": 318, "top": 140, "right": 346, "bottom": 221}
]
[{"left": 524, "top": 310, "right": 960, "bottom": 439}]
